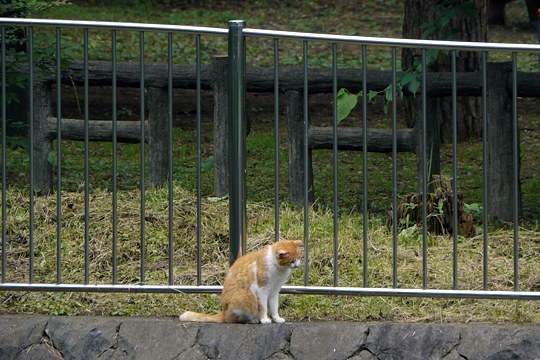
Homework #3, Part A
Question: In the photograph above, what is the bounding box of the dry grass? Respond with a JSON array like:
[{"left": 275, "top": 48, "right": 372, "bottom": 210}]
[{"left": 1, "top": 186, "right": 539, "bottom": 323}]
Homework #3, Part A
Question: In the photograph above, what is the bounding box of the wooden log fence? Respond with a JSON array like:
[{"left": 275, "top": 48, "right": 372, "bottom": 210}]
[{"left": 28, "top": 59, "right": 540, "bottom": 220}]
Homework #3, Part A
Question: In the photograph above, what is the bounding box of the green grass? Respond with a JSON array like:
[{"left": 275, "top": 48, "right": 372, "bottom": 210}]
[
  {"left": 34, "top": 0, "right": 404, "bottom": 69},
  {"left": 34, "top": 0, "right": 540, "bottom": 71}
]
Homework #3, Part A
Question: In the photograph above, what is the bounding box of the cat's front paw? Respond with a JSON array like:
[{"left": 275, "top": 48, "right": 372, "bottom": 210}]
[
  {"left": 272, "top": 316, "right": 286, "bottom": 323},
  {"left": 260, "top": 317, "right": 272, "bottom": 324}
]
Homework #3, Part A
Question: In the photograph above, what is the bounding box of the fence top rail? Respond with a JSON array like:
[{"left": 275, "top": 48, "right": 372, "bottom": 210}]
[
  {"left": 0, "top": 17, "right": 228, "bottom": 36},
  {"left": 244, "top": 27, "right": 540, "bottom": 53},
  {"left": 2, "top": 18, "right": 540, "bottom": 53}
]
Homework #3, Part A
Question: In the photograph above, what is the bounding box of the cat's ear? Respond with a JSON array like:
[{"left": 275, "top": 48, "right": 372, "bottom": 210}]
[
  {"left": 278, "top": 250, "right": 289, "bottom": 259},
  {"left": 292, "top": 240, "right": 302, "bottom": 247}
]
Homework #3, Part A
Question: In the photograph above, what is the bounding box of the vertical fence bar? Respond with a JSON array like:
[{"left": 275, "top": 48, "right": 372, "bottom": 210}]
[
  {"left": 391, "top": 47, "right": 398, "bottom": 289},
  {"left": 196, "top": 34, "right": 202, "bottom": 285},
  {"left": 83, "top": 28, "right": 90, "bottom": 285},
  {"left": 303, "top": 40, "right": 309, "bottom": 286},
  {"left": 482, "top": 51, "right": 488, "bottom": 290},
  {"left": 139, "top": 31, "right": 146, "bottom": 284},
  {"left": 228, "top": 20, "right": 247, "bottom": 264},
  {"left": 167, "top": 32, "right": 174, "bottom": 286},
  {"left": 512, "top": 52, "right": 519, "bottom": 291},
  {"left": 273, "top": 38, "right": 280, "bottom": 242},
  {"left": 111, "top": 29, "right": 118, "bottom": 285},
  {"left": 332, "top": 43, "right": 339, "bottom": 287},
  {"left": 0, "top": 26, "right": 4, "bottom": 284},
  {"left": 421, "top": 48, "right": 428, "bottom": 290},
  {"left": 361, "top": 45, "right": 368, "bottom": 288},
  {"left": 55, "top": 27, "right": 62, "bottom": 284},
  {"left": 451, "top": 49, "right": 458, "bottom": 290},
  {"left": 28, "top": 26, "right": 35, "bottom": 283}
]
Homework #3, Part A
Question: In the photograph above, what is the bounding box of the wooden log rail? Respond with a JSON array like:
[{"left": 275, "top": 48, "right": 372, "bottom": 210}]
[
  {"left": 29, "top": 59, "right": 534, "bottom": 219},
  {"left": 59, "top": 60, "right": 540, "bottom": 97},
  {"left": 30, "top": 81, "right": 167, "bottom": 194}
]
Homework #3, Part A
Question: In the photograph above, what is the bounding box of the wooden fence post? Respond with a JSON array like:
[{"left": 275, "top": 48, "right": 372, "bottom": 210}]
[
  {"left": 33, "top": 82, "right": 53, "bottom": 195},
  {"left": 286, "top": 90, "right": 313, "bottom": 206},
  {"left": 486, "top": 62, "right": 521, "bottom": 221},
  {"left": 147, "top": 86, "right": 168, "bottom": 188},
  {"left": 212, "top": 56, "right": 229, "bottom": 197}
]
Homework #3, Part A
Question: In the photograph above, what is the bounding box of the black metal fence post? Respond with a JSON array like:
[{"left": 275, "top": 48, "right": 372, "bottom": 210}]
[{"left": 228, "top": 20, "right": 247, "bottom": 265}]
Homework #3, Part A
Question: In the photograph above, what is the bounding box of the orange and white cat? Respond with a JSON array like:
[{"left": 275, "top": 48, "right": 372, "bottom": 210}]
[{"left": 179, "top": 240, "right": 302, "bottom": 324}]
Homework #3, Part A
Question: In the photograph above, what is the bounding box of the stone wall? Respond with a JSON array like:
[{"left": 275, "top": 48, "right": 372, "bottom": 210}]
[{"left": 1, "top": 315, "right": 539, "bottom": 359}]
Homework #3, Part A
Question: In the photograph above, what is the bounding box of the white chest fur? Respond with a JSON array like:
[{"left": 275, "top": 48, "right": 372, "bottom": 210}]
[
  {"left": 263, "top": 247, "right": 291, "bottom": 291},
  {"left": 249, "top": 247, "right": 291, "bottom": 295},
  {"left": 250, "top": 246, "right": 295, "bottom": 324}
]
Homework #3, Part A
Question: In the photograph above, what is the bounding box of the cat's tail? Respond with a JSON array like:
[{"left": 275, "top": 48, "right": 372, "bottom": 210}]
[{"left": 179, "top": 311, "right": 224, "bottom": 323}]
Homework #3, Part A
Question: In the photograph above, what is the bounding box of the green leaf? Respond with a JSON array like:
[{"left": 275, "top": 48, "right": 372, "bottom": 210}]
[
  {"left": 425, "top": 49, "right": 441, "bottom": 68},
  {"left": 337, "top": 88, "right": 358, "bottom": 123},
  {"left": 437, "top": 199, "right": 444, "bottom": 212},
  {"left": 396, "top": 85, "right": 404, "bottom": 98},
  {"left": 400, "top": 70, "right": 416, "bottom": 86},
  {"left": 384, "top": 85, "right": 394, "bottom": 103},
  {"left": 407, "top": 76, "right": 421, "bottom": 96},
  {"left": 400, "top": 68, "right": 420, "bottom": 96},
  {"left": 47, "top": 150, "right": 57, "bottom": 167},
  {"left": 201, "top": 157, "right": 214, "bottom": 172},
  {"left": 367, "top": 90, "right": 379, "bottom": 104}
]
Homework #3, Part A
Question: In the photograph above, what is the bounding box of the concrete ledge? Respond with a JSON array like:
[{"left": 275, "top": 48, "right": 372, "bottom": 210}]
[{"left": 1, "top": 315, "right": 539, "bottom": 359}]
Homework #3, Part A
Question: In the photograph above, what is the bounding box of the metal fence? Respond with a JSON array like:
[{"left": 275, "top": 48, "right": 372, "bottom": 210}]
[{"left": 1, "top": 17, "right": 539, "bottom": 301}]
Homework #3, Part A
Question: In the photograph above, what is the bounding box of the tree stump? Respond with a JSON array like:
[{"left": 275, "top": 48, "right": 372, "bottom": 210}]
[{"left": 396, "top": 174, "right": 475, "bottom": 237}]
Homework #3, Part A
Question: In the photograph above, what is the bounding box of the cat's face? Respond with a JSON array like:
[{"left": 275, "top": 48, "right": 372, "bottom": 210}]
[{"left": 275, "top": 240, "right": 302, "bottom": 268}]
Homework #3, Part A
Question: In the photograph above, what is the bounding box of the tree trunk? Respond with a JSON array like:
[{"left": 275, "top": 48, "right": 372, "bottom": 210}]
[
  {"left": 403, "top": 0, "right": 487, "bottom": 141},
  {"left": 2, "top": 0, "right": 28, "bottom": 137}
]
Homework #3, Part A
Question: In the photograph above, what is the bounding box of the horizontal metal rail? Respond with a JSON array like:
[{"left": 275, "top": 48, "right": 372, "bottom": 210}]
[
  {"left": 2, "top": 18, "right": 540, "bottom": 52},
  {"left": 0, "top": 283, "right": 539, "bottom": 300},
  {"left": 243, "top": 27, "right": 540, "bottom": 52},
  {"left": 0, "top": 17, "right": 227, "bottom": 36}
]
